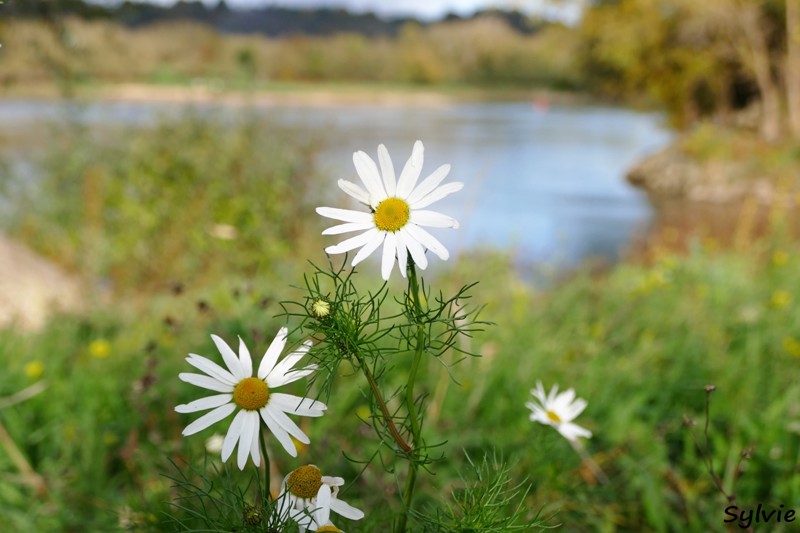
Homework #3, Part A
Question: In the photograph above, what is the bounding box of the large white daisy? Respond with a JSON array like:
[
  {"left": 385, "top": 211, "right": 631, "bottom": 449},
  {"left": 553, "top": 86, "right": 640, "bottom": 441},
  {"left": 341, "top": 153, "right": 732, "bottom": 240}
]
[
  {"left": 526, "top": 381, "right": 592, "bottom": 442},
  {"left": 317, "top": 140, "right": 462, "bottom": 280},
  {"left": 280, "top": 464, "right": 364, "bottom": 533},
  {"left": 175, "top": 328, "right": 327, "bottom": 469}
]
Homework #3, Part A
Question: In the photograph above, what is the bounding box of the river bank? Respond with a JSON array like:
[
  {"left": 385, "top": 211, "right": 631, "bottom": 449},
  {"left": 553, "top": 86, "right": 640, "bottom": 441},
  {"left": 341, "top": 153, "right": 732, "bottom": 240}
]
[
  {"left": 626, "top": 122, "right": 800, "bottom": 207},
  {"left": 2, "top": 81, "right": 593, "bottom": 108}
]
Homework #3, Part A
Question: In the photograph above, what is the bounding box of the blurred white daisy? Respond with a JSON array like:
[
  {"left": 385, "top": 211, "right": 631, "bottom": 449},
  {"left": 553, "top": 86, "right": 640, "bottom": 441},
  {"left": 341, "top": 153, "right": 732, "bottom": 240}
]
[
  {"left": 175, "top": 328, "right": 327, "bottom": 469},
  {"left": 526, "top": 381, "right": 592, "bottom": 442},
  {"left": 280, "top": 464, "right": 364, "bottom": 533},
  {"left": 317, "top": 140, "right": 462, "bottom": 280}
]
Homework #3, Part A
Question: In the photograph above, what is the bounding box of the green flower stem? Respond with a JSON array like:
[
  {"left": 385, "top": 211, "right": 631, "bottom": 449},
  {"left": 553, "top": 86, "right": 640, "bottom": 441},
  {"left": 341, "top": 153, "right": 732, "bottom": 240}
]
[
  {"left": 353, "top": 350, "right": 413, "bottom": 453},
  {"left": 259, "top": 432, "right": 272, "bottom": 501},
  {"left": 397, "top": 262, "right": 426, "bottom": 533}
]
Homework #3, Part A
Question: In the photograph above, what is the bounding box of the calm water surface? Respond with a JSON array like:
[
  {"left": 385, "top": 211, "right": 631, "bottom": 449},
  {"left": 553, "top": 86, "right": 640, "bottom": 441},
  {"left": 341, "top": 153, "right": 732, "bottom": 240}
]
[{"left": 0, "top": 99, "right": 672, "bottom": 269}]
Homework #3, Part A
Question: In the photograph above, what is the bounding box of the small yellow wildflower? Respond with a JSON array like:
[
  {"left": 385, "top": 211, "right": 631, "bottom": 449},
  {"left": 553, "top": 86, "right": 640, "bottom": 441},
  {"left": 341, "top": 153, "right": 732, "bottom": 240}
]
[
  {"left": 356, "top": 404, "right": 371, "bottom": 422},
  {"left": 773, "top": 250, "right": 790, "bottom": 266},
  {"left": 24, "top": 361, "right": 44, "bottom": 379},
  {"left": 783, "top": 337, "right": 800, "bottom": 358},
  {"left": 771, "top": 290, "right": 793, "bottom": 309},
  {"left": 89, "top": 339, "right": 111, "bottom": 359}
]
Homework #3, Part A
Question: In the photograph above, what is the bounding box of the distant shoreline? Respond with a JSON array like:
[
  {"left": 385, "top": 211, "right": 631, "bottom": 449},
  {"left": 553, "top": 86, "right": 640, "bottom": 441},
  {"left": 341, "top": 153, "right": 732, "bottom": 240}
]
[{"left": 1, "top": 82, "right": 595, "bottom": 108}]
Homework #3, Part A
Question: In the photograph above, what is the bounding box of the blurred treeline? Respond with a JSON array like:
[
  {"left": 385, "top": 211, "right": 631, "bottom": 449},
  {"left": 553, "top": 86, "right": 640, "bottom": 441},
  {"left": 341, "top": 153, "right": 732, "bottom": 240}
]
[
  {"left": 581, "top": 0, "right": 800, "bottom": 137},
  {"left": 0, "top": 14, "right": 581, "bottom": 90}
]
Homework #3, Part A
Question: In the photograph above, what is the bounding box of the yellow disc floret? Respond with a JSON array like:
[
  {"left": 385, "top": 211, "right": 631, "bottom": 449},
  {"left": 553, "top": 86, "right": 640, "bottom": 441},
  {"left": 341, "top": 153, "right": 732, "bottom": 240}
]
[
  {"left": 316, "top": 526, "right": 341, "bottom": 532},
  {"left": 546, "top": 410, "right": 562, "bottom": 424},
  {"left": 233, "top": 377, "right": 269, "bottom": 410},
  {"left": 374, "top": 197, "right": 410, "bottom": 232},
  {"left": 287, "top": 465, "right": 323, "bottom": 499}
]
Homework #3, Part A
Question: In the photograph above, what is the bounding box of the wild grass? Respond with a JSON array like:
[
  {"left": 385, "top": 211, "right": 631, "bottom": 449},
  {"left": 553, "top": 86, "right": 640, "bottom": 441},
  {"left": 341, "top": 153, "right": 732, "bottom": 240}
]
[{"left": 2, "top": 116, "right": 800, "bottom": 531}]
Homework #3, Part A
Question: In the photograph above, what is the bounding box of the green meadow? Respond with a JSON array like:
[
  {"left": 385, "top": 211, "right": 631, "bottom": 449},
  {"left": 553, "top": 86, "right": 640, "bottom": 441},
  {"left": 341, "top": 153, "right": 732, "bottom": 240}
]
[{"left": 2, "top": 115, "right": 800, "bottom": 532}]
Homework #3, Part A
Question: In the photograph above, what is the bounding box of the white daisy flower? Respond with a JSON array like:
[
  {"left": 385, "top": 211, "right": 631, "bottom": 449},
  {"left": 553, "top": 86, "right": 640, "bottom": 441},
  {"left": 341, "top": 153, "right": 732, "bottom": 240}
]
[
  {"left": 526, "top": 381, "right": 592, "bottom": 442},
  {"left": 175, "top": 328, "right": 327, "bottom": 469},
  {"left": 280, "top": 464, "right": 365, "bottom": 533},
  {"left": 317, "top": 140, "right": 462, "bottom": 280},
  {"left": 295, "top": 501, "right": 345, "bottom": 533}
]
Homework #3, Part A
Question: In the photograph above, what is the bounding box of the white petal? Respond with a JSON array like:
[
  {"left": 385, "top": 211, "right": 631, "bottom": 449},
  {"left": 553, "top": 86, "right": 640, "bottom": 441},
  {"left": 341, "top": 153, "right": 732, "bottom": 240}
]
[
  {"left": 532, "top": 382, "right": 547, "bottom": 403},
  {"left": 353, "top": 151, "right": 387, "bottom": 205},
  {"left": 269, "top": 393, "right": 327, "bottom": 417},
  {"left": 396, "top": 235, "right": 408, "bottom": 278},
  {"left": 322, "top": 222, "right": 374, "bottom": 236},
  {"left": 211, "top": 334, "right": 245, "bottom": 380},
  {"left": 186, "top": 354, "right": 237, "bottom": 386},
  {"left": 558, "top": 422, "right": 592, "bottom": 441},
  {"left": 238, "top": 336, "right": 253, "bottom": 377},
  {"left": 351, "top": 230, "right": 385, "bottom": 266},
  {"left": 406, "top": 163, "right": 451, "bottom": 205},
  {"left": 316, "top": 207, "right": 373, "bottom": 224},
  {"left": 377, "top": 144, "right": 396, "bottom": 196},
  {"left": 556, "top": 389, "right": 576, "bottom": 410},
  {"left": 267, "top": 340, "right": 312, "bottom": 387},
  {"left": 410, "top": 210, "right": 460, "bottom": 229},
  {"left": 381, "top": 232, "right": 397, "bottom": 280},
  {"left": 269, "top": 364, "right": 318, "bottom": 388},
  {"left": 250, "top": 418, "right": 261, "bottom": 467},
  {"left": 322, "top": 476, "right": 345, "bottom": 487},
  {"left": 316, "top": 484, "right": 332, "bottom": 525},
  {"left": 567, "top": 398, "right": 588, "bottom": 420},
  {"left": 176, "top": 393, "right": 232, "bottom": 413},
  {"left": 261, "top": 407, "right": 297, "bottom": 457},
  {"left": 326, "top": 230, "right": 378, "bottom": 255},
  {"left": 404, "top": 224, "right": 450, "bottom": 261},
  {"left": 259, "top": 327, "right": 288, "bottom": 380},
  {"left": 222, "top": 409, "right": 247, "bottom": 462},
  {"left": 330, "top": 497, "right": 365, "bottom": 520},
  {"left": 337, "top": 179, "right": 370, "bottom": 205},
  {"left": 179, "top": 373, "right": 234, "bottom": 393},
  {"left": 396, "top": 140, "right": 424, "bottom": 198},
  {"left": 237, "top": 411, "right": 258, "bottom": 470},
  {"left": 398, "top": 229, "right": 428, "bottom": 270},
  {"left": 268, "top": 407, "right": 311, "bottom": 444},
  {"left": 182, "top": 403, "right": 236, "bottom": 436},
  {"left": 409, "top": 181, "right": 463, "bottom": 210},
  {"left": 547, "top": 384, "right": 560, "bottom": 405}
]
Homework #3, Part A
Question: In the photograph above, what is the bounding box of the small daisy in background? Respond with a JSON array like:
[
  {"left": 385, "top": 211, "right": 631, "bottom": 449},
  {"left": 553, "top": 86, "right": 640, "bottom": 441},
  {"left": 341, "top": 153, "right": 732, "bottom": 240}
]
[
  {"left": 280, "top": 464, "right": 364, "bottom": 532},
  {"left": 526, "top": 381, "right": 591, "bottom": 442},
  {"left": 527, "top": 381, "right": 608, "bottom": 484},
  {"left": 317, "top": 140, "right": 462, "bottom": 280},
  {"left": 175, "top": 328, "right": 327, "bottom": 469}
]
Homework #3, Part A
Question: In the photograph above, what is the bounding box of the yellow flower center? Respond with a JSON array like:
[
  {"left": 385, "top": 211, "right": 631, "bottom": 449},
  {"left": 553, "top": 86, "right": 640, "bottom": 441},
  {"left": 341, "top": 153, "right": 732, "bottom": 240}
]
[
  {"left": 233, "top": 377, "right": 269, "bottom": 410},
  {"left": 287, "top": 465, "right": 323, "bottom": 499},
  {"left": 374, "top": 197, "right": 410, "bottom": 232},
  {"left": 546, "top": 410, "right": 562, "bottom": 424},
  {"left": 316, "top": 526, "right": 341, "bottom": 532}
]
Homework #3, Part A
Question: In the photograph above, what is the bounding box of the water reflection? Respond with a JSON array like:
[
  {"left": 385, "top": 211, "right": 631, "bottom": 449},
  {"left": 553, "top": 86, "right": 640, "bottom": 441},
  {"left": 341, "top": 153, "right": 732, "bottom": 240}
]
[{"left": 0, "top": 99, "right": 672, "bottom": 268}]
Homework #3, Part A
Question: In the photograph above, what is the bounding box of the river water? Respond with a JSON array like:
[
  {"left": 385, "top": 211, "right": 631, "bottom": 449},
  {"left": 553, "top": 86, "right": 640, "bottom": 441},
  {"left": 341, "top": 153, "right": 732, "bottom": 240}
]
[{"left": 0, "top": 99, "right": 672, "bottom": 270}]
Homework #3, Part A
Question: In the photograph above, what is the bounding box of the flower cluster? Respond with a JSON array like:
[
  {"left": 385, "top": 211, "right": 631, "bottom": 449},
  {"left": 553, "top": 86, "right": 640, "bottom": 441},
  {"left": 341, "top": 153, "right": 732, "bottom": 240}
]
[{"left": 174, "top": 141, "right": 597, "bottom": 531}]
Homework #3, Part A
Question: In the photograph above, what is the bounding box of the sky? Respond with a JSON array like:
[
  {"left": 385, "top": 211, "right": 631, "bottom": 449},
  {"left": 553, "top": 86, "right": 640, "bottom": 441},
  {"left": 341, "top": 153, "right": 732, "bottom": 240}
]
[{"left": 130, "top": 0, "right": 584, "bottom": 23}]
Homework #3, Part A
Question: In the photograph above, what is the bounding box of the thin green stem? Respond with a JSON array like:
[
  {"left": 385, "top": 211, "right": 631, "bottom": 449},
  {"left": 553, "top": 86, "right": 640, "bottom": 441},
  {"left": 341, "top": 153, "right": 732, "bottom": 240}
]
[
  {"left": 260, "top": 432, "right": 272, "bottom": 501},
  {"left": 397, "top": 262, "right": 426, "bottom": 533},
  {"left": 354, "top": 350, "right": 413, "bottom": 452}
]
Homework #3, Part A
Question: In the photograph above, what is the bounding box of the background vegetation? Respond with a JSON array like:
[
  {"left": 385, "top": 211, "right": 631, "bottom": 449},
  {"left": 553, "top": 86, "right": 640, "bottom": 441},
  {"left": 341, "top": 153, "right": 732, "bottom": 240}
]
[
  {"left": 2, "top": 116, "right": 800, "bottom": 531},
  {"left": 3, "top": 0, "right": 800, "bottom": 531}
]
